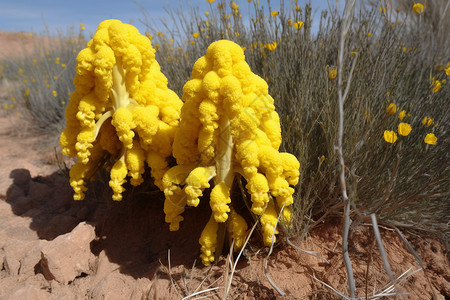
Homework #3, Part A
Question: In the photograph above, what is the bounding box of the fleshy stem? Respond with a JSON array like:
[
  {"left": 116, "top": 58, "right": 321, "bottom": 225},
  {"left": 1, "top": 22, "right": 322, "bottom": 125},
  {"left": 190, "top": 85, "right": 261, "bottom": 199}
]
[
  {"left": 111, "top": 58, "right": 131, "bottom": 110},
  {"left": 214, "top": 116, "right": 234, "bottom": 262}
]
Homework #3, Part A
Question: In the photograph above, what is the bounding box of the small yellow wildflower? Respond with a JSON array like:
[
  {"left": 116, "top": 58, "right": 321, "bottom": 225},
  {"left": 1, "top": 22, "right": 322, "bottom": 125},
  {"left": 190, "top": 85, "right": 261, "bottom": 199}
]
[
  {"left": 205, "top": 12, "right": 209, "bottom": 17},
  {"left": 61, "top": 101, "right": 66, "bottom": 105},
  {"left": 295, "top": 6, "right": 301, "bottom": 12},
  {"left": 61, "top": 63, "right": 66, "bottom": 68},
  {"left": 398, "top": 110, "right": 406, "bottom": 120},
  {"left": 294, "top": 21, "right": 304, "bottom": 30},
  {"left": 445, "top": 63, "right": 450, "bottom": 76},
  {"left": 271, "top": 11, "right": 279, "bottom": 17},
  {"left": 190, "top": 41, "right": 195, "bottom": 45},
  {"left": 386, "top": 103, "right": 397, "bottom": 115},
  {"left": 29, "top": 32, "right": 33, "bottom": 37},
  {"left": 432, "top": 78, "right": 441, "bottom": 93},
  {"left": 192, "top": 32, "right": 200, "bottom": 38},
  {"left": 384, "top": 130, "right": 398, "bottom": 143},
  {"left": 319, "top": 155, "right": 325, "bottom": 163},
  {"left": 53, "top": 76, "right": 58, "bottom": 80},
  {"left": 398, "top": 123, "right": 412, "bottom": 136},
  {"left": 379, "top": 6, "right": 386, "bottom": 13},
  {"left": 264, "top": 42, "right": 277, "bottom": 51},
  {"left": 422, "top": 116, "right": 428, "bottom": 125},
  {"left": 412, "top": 3, "right": 424, "bottom": 15},
  {"left": 230, "top": 1, "right": 239, "bottom": 10},
  {"left": 368, "top": 32, "right": 372, "bottom": 37},
  {"left": 328, "top": 67, "right": 337, "bottom": 80},
  {"left": 80, "top": 23, "right": 85, "bottom": 30},
  {"left": 424, "top": 133, "right": 437, "bottom": 145},
  {"left": 427, "top": 118, "right": 433, "bottom": 127},
  {"left": 287, "top": 19, "right": 293, "bottom": 27},
  {"left": 52, "top": 90, "right": 57, "bottom": 97},
  {"left": 206, "top": 0, "right": 214, "bottom": 3}
]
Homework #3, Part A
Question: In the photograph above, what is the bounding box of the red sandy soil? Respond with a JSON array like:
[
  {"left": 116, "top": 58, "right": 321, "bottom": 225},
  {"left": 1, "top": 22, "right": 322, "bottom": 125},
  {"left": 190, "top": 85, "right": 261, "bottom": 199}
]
[
  {"left": 0, "top": 30, "right": 58, "bottom": 59},
  {"left": 0, "top": 31, "right": 449, "bottom": 300}
]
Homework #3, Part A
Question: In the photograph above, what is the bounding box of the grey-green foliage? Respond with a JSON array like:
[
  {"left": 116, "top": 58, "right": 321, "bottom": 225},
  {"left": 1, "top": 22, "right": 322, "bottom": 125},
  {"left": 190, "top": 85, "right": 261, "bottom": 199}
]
[{"left": 144, "top": 0, "right": 449, "bottom": 239}]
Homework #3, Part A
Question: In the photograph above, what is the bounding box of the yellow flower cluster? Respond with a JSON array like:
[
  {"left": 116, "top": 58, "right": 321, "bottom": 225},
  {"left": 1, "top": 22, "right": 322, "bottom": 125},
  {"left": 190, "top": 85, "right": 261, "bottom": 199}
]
[
  {"left": 61, "top": 22, "right": 300, "bottom": 266},
  {"left": 60, "top": 19, "right": 182, "bottom": 201},
  {"left": 384, "top": 103, "right": 438, "bottom": 145},
  {"left": 163, "top": 40, "right": 299, "bottom": 265}
]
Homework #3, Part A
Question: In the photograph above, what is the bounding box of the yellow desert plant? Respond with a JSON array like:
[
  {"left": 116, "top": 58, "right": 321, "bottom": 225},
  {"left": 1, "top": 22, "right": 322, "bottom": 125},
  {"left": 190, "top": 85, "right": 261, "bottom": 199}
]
[{"left": 60, "top": 19, "right": 182, "bottom": 201}]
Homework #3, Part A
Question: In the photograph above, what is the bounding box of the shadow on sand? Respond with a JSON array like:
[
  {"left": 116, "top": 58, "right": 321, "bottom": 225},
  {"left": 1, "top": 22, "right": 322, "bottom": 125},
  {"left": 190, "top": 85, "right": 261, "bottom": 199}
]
[{"left": 4, "top": 167, "right": 212, "bottom": 280}]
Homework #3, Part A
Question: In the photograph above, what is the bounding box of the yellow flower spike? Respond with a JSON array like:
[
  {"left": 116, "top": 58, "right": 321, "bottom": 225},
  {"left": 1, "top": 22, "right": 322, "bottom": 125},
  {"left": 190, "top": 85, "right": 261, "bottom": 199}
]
[
  {"left": 210, "top": 182, "right": 231, "bottom": 222},
  {"left": 279, "top": 152, "right": 300, "bottom": 186},
  {"left": 162, "top": 163, "right": 197, "bottom": 231},
  {"left": 398, "top": 123, "right": 412, "bottom": 136},
  {"left": 184, "top": 166, "right": 217, "bottom": 207},
  {"left": 424, "top": 133, "right": 437, "bottom": 145},
  {"left": 260, "top": 198, "right": 279, "bottom": 246},
  {"left": 199, "top": 215, "right": 218, "bottom": 266},
  {"left": 125, "top": 142, "right": 146, "bottom": 186},
  {"left": 246, "top": 173, "right": 270, "bottom": 215},
  {"left": 398, "top": 110, "right": 406, "bottom": 120},
  {"left": 384, "top": 130, "right": 398, "bottom": 143},
  {"left": 227, "top": 209, "right": 248, "bottom": 251},
  {"left": 386, "top": 103, "right": 397, "bottom": 115},
  {"left": 328, "top": 67, "right": 337, "bottom": 80},
  {"left": 412, "top": 3, "right": 424, "bottom": 15},
  {"left": 60, "top": 19, "right": 182, "bottom": 201},
  {"left": 146, "top": 151, "right": 169, "bottom": 190},
  {"left": 109, "top": 156, "right": 128, "bottom": 201},
  {"left": 165, "top": 40, "right": 299, "bottom": 265}
]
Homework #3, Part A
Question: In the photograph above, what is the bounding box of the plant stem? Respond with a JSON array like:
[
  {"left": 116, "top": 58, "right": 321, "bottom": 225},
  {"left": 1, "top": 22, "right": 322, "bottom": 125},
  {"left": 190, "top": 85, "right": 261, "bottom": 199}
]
[{"left": 337, "top": 0, "right": 356, "bottom": 298}]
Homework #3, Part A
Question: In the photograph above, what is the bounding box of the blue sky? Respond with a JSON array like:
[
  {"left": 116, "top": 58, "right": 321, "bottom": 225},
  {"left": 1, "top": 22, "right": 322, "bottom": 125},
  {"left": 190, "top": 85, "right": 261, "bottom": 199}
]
[{"left": 0, "top": 0, "right": 334, "bottom": 35}]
